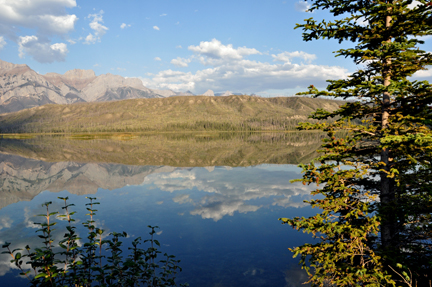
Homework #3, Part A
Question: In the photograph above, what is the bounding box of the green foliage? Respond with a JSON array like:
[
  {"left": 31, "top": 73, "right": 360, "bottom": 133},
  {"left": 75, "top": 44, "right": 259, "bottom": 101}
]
[
  {"left": 280, "top": 0, "right": 432, "bottom": 286},
  {"left": 1, "top": 197, "right": 187, "bottom": 287}
]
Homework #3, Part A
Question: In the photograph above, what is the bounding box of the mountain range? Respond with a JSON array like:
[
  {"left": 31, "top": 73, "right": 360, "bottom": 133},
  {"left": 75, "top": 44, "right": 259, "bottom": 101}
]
[{"left": 0, "top": 59, "right": 243, "bottom": 114}]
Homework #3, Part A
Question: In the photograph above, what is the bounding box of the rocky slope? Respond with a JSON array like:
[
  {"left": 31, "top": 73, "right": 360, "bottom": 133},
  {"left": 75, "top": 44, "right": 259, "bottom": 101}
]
[{"left": 0, "top": 59, "right": 164, "bottom": 114}]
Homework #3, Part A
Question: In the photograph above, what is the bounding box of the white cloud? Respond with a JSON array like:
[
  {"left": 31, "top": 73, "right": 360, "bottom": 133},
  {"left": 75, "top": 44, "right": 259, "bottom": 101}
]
[
  {"left": 188, "top": 39, "right": 260, "bottom": 62},
  {"left": 141, "top": 39, "right": 348, "bottom": 94},
  {"left": 160, "top": 13, "right": 167, "bottom": 17},
  {"left": 176, "top": 45, "right": 182, "bottom": 49},
  {"left": 171, "top": 57, "right": 191, "bottom": 67},
  {"left": 355, "top": 16, "right": 369, "bottom": 27},
  {"left": 294, "top": 1, "right": 311, "bottom": 12},
  {"left": 153, "top": 26, "right": 160, "bottom": 31},
  {"left": 413, "top": 67, "right": 432, "bottom": 78},
  {"left": 84, "top": 10, "right": 108, "bottom": 44},
  {"left": 0, "top": 0, "right": 78, "bottom": 37},
  {"left": 18, "top": 35, "right": 68, "bottom": 63},
  {"left": 154, "top": 57, "right": 161, "bottom": 61},
  {"left": 272, "top": 51, "right": 317, "bottom": 63},
  {"left": 120, "top": 23, "right": 131, "bottom": 29},
  {"left": 0, "top": 37, "right": 6, "bottom": 50},
  {"left": 0, "top": 0, "right": 77, "bottom": 62},
  {"left": 408, "top": 0, "right": 421, "bottom": 9}
]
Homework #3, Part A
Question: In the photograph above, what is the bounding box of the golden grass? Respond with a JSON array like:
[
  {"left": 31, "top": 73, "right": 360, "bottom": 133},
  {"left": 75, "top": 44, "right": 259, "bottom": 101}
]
[{"left": 0, "top": 95, "right": 344, "bottom": 134}]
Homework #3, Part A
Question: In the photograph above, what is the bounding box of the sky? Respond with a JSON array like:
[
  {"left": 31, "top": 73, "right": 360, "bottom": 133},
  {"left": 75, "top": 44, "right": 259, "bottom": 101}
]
[{"left": 0, "top": 0, "right": 430, "bottom": 96}]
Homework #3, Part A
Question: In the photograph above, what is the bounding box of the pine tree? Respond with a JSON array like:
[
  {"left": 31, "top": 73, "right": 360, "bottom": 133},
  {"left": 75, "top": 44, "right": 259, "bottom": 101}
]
[{"left": 280, "top": 1, "right": 432, "bottom": 286}]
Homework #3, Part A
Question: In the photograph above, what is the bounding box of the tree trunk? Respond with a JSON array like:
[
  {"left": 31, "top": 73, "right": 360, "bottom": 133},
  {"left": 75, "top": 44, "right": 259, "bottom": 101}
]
[{"left": 380, "top": 9, "right": 397, "bottom": 255}]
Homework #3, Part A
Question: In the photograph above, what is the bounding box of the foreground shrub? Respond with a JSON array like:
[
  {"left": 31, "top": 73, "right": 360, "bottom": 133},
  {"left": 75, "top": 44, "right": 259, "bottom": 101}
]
[{"left": 2, "top": 197, "right": 187, "bottom": 287}]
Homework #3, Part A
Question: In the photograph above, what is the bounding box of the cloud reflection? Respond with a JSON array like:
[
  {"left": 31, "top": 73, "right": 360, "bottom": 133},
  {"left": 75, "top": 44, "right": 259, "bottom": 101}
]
[{"left": 144, "top": 165, "right": 315, "bottom": 221}]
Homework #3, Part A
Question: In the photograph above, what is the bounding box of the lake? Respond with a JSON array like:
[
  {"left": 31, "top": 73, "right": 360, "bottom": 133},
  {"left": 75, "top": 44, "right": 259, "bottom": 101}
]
[{"left": 0, "top": 132, "right": 323, "bottom": 287}]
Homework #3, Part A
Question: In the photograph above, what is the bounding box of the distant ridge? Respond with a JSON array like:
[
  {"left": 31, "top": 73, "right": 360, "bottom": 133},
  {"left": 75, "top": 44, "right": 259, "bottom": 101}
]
[
  {"left": 0, "top": 59, "right": 168, "bottom": 114},
  {"left": 0, "top": 95, "right": 345, "bottom": 133},
  {"left": 0, "top": 59, "right": 263, "bottom": 114}
]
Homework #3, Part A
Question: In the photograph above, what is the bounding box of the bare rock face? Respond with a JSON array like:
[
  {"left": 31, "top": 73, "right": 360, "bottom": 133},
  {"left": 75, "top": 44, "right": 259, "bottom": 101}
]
[
  {"left": 169, "top": 90, "right": 195, "bottom": 97},
  {"left": 151, "top": 89, "right": 177, "bottom": 98},
  {"left": 81, "top": 73, "right": 153, "bottom": 102},
  {"left": 202, "top": 89, "right": 215, "bottom": 97},
  {"left": 0, "top": 60, "right": 68, "bottom": 113},
  {"left": 0, "top": 60, "right": 165, "bottom": 113},
  {"left": 44, "top": 69, "right": 96, "bottom": 90},
  {"left": 0, "top": 60, "right": 25, "bottom": 70}
]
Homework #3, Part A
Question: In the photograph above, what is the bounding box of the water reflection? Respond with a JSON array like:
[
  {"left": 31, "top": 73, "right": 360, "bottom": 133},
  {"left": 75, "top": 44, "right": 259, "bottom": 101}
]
[
  {"left": 0, "top": 132, "right": 323, "bottom": 166},
  {"left": 143, "top": 166, "right": 312, "bottom": 221},
  {"left": 0, "top": 133, "right": 321, "bottom": 286}
]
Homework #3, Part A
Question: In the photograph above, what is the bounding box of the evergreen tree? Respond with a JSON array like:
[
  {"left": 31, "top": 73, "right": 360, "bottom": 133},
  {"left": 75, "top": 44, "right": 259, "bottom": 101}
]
[{"left": 280, "top": 0, "right": 432, "bottom": 286}]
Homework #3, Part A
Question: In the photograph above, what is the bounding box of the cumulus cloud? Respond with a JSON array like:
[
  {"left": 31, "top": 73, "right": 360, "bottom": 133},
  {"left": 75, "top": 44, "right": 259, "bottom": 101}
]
[
  {"left": 0, "top": 37, "right": 6, "bottom": 50},
  {"left": 154, "top": 57, "right": 161, "bottom": 61},
  {"left": 272, "top": 51, "right": 316, "bottom": 63},
  {"left": 143, "top": 166, "right": 315, "bottom": 221},
  {"left": 171, "top": 57, "right": 191, "bottom": 67},
  {"left": 141, "top": 39, "right": 347, "bottom": 94},
  {"left": 0, "top": 0, "right": 78, "bottom": 37},
  {"left": 84, "top": 10, "right": 108, "bottom": 44},
  {"left": 188, "top": 39, "right": 260, "bottom": 64},
  {"left": 160, "top": 13, "right": 167, "bottom": 17},
  {"left": 153, "top": 26, "right": 160, "bottom": 31},
  {"left": 0, "top": 0, "right": 77, "bottom": 62},
  {"left": 294, "top": 1, "right": 311, "bottom": 12},
  {"left": 18, "top": 35, "right": 68, "bottom": 63},
  {"left": 413, "top": 68, "right": 432, "bottom": 78},
  {"left": 120, "top": 23, "right": 131, "bottom": 29}
]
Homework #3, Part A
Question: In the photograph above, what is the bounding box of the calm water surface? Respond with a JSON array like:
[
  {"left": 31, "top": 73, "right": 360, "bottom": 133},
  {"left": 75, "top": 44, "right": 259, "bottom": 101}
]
[{"left": 0, "top": 133, "right": 321, "bottom": 286}]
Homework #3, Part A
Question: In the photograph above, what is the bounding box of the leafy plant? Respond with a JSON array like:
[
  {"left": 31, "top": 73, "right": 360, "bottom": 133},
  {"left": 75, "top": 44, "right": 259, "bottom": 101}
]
[
  {"left": 2, "top": 197, "right": 187, "bottom": 287},
  {"left": 280, "top": 0, "right": 432, "bottom": 286}
]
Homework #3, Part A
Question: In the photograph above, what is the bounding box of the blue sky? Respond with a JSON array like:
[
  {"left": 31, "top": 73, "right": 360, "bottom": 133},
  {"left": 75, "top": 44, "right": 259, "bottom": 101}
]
[{"left": 0, "top": 0, "right": 430, "bottom": 96}]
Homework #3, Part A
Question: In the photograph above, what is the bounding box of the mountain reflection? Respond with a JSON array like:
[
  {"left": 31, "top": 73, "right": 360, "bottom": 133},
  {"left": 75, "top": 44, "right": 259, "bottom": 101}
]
[
  {"left": 0, "top": 132, "right": 322, "bottom": 212},
  {"left": 0, "top": 154, "right": 314, "bottom": 220}
]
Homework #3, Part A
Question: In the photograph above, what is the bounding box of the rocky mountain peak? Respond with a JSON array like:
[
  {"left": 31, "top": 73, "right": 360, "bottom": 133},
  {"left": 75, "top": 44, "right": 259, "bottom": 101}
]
[
  {"left": 0, "top": 59, "right": 28, "bottom": 70},
  {"left": 63, "top": 69, "right": 96, "bottom": 79},
  {"left": 203, "top": 89, "right": 215, "bottom": 97}
]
